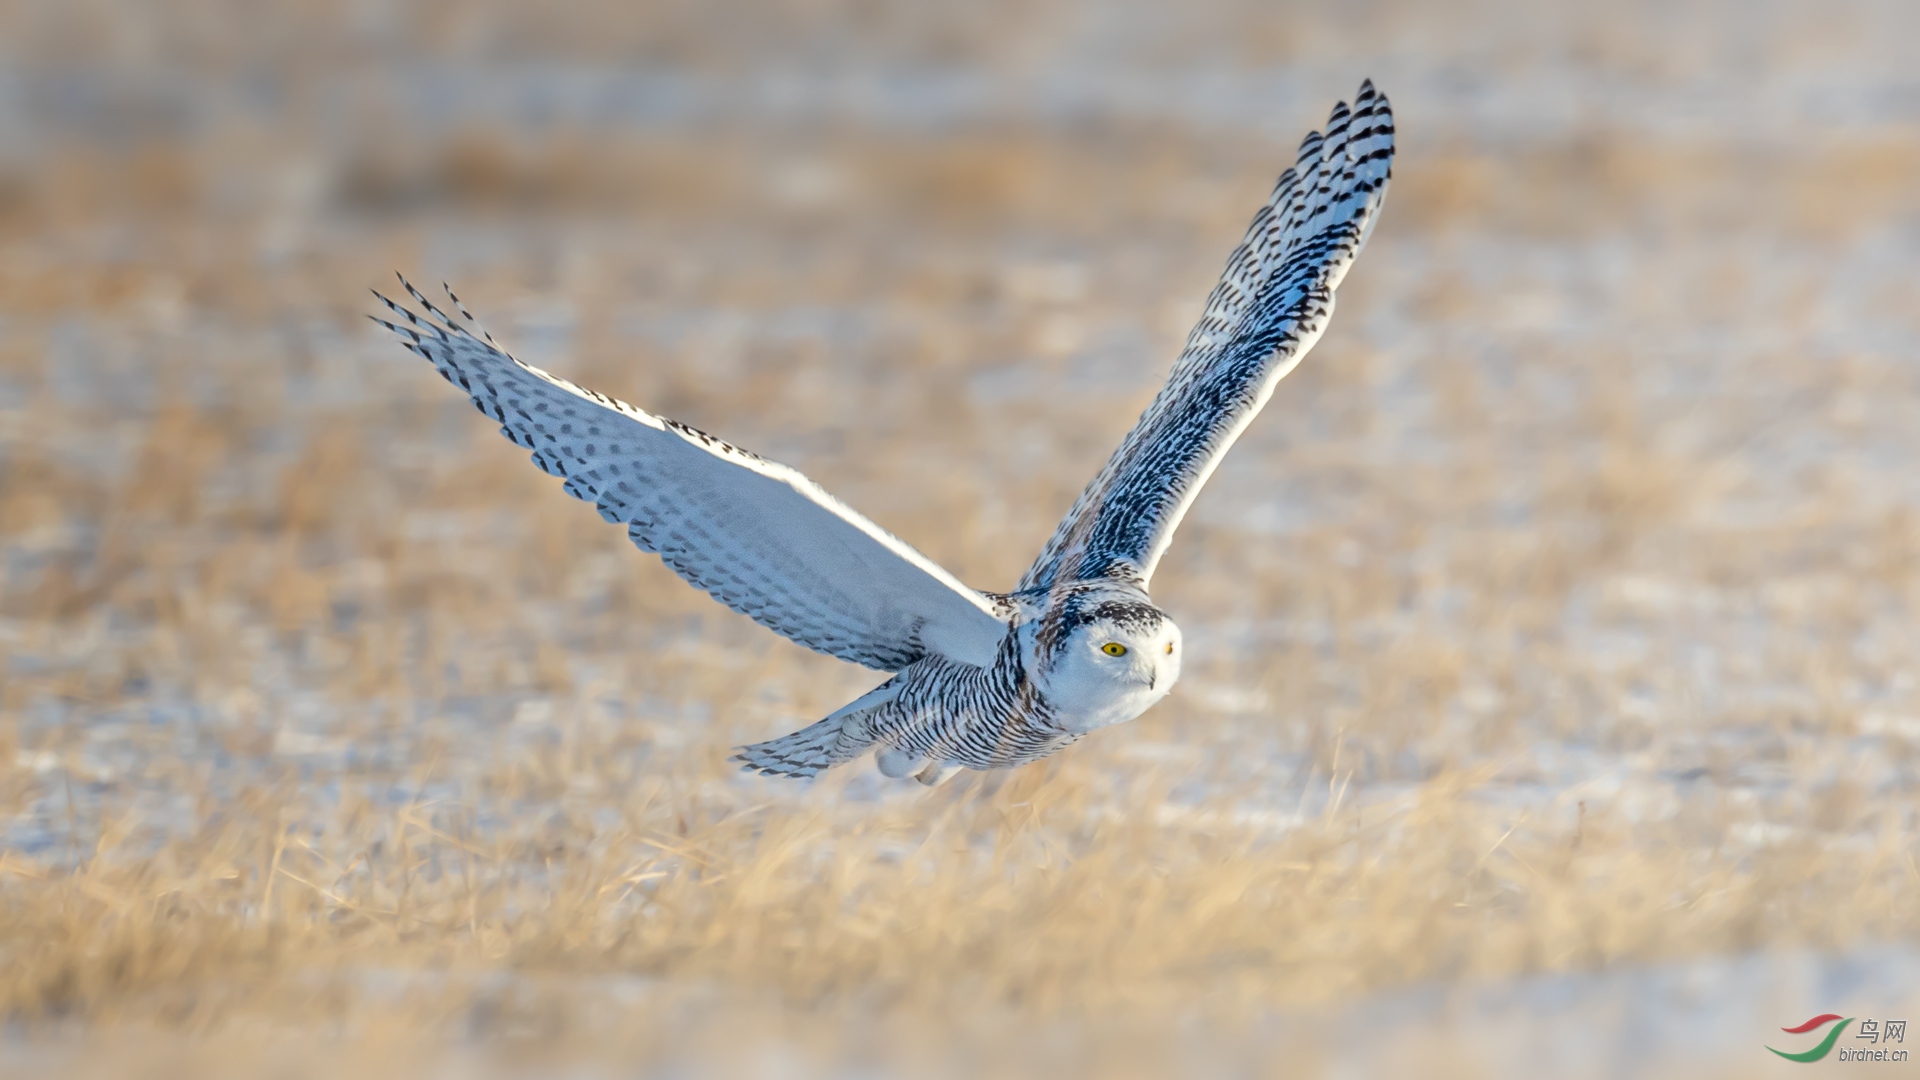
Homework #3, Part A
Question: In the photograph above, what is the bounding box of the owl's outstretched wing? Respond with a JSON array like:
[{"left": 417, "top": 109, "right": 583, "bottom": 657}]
[
  {"left": 1019, "top": 80, "right": 1394, "bottom": 592},
  {"left": 373, "top": 280, "right": 1009, "bottom": 671}
]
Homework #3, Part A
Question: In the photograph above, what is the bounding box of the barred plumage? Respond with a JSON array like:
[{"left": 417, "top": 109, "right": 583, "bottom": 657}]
[
  {"left": 1022, "top": 80, "right": 1394, "bottom": 591},
  {"left": 373, "top": 81, "right": 1395, "bottom": 784}
]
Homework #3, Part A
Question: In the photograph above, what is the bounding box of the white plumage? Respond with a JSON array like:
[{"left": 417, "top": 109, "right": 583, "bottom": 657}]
[{"left": 374, "top": 80, "right": 1394, "bottom": 784}]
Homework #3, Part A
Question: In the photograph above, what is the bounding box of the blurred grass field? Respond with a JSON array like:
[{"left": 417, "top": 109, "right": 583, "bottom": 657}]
[{"left": 1, "top": 1, "right": 1919, "bottom": 1076}]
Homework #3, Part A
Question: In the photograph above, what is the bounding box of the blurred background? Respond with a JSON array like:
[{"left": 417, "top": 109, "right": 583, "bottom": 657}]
[{"left": 1, "top": 1, "right": 1917, "bottom": 1077}]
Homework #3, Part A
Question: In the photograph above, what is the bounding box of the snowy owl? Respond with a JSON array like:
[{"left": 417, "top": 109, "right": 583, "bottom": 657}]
[{"left": 373, "top": 80, "right": 1394, "bottom": 785}]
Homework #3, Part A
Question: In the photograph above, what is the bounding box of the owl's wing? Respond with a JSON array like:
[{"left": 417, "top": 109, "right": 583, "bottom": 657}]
[
  {"left": 1019, "top": 80, "right": 1394, "bottom": 591},
  {"left": 373, "top": 280, "right": 1009, "bottom": 671}
]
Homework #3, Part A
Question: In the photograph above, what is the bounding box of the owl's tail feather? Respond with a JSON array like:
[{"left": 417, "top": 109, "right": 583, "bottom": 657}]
[{"left": 733, "top": 677, "right": 900, "bottom": 779}]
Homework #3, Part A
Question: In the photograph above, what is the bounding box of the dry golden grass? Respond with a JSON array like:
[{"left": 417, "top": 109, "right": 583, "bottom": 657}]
[{"left": 2, "top": 1, "right": 1919, "bottom": 1076}]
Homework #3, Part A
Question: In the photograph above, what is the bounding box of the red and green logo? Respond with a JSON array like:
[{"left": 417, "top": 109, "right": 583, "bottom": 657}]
[{"left": 1768, "top": 1014, "right": 1852, "bottom": 1062}]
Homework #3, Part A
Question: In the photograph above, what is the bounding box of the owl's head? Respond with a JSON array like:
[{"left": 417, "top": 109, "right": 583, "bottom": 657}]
[{"left": 1035, "top": 597, "right": 1182, "bottom": 733}]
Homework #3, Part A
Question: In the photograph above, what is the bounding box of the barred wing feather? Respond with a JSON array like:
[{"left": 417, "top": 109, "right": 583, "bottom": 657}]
[
  {"left": 1020, "top": 80, "right": 1394, "bottom": 590},
  {"left": 374, "top": 281, "right": 1009, "bottom": 671}
]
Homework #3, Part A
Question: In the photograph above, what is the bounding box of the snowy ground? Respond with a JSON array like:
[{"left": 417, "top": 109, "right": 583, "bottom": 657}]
[{"left": 1, "top": 1, "right": 1917, "bottom": 1076}]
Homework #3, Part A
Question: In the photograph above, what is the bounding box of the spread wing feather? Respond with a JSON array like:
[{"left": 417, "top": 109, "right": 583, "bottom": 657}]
[
  {"left": 1020, "top": 80, "right": 1394, "bottom": 591},
  {"left": 372, "top": 280, "right": 1009, "bottom": 670}
]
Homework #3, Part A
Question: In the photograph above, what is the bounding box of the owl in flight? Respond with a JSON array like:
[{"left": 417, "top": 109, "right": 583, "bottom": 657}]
[{"left": 374, "top": 80, "right": 1393, "bottom": 785}]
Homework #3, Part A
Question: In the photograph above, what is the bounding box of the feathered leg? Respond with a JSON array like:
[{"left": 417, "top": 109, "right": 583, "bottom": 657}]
[
  {"left": 913, "top": 761, "right": 962, "bottom": 786},
  {"left": 876, "top": 746, "right": 927, "bottom": 779}
]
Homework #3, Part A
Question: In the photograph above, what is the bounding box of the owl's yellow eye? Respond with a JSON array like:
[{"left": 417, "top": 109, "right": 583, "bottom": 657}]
[
  {"left": 1165, "top": 642, "right": 1174, "bottom": 654},
  {"left": 1101, "top": 642, "right": 1128, "bottom": 657}
]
